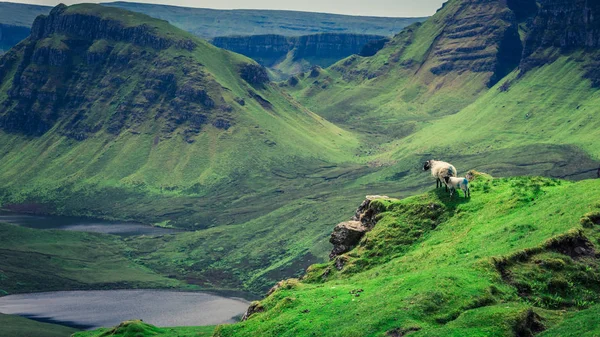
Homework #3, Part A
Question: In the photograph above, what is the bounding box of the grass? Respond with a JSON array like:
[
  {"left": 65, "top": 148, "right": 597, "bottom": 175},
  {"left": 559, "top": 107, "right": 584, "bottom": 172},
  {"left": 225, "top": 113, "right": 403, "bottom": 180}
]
[
  {"left": 0, "top": 223, "right": 182, "bottom": 294},
  {"left": 74, "top": 320, "right": 214, "bottom": 337},
  {"left": 0, "top": 313, "right": 79, "bottom": 337},
  {"left": 215, "top": 175, "right": 600, "bottom": 337}
]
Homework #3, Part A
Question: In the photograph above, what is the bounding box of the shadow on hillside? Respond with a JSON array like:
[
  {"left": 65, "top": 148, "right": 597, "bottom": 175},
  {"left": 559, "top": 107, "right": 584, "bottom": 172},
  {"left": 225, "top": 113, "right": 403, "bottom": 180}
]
[{"left": 433, "top": 187, "right": 471, "bottom": 209}]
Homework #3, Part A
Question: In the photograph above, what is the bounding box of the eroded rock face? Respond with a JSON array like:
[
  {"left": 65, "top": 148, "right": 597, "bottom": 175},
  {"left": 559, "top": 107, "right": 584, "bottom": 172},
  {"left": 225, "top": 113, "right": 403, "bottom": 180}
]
[
  {"left": 523, "top": 0, "right": 600, "bottom": 56},
  {"left": 0, "top": 4, "right": 237, "bottom": 140},
  {"left": 428, "top": 0, "right": 523, "bottom": 87},
  {"left": 30, "top": 4, "right": 196, "bottom": 51},
  {"left": 329, "top": 221, "right": 368, "bottom": 259},
  {"left": 329, "top": 195, "right": 392, "bottom": 259}
]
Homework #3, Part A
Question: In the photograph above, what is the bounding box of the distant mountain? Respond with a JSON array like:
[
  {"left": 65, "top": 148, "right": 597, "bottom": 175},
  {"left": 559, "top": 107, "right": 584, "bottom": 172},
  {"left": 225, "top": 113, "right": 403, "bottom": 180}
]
[
  {"left": 211, "top": 33, "right": 389, "bottom": 80},
  {"left": 0, "top": 2, "right": 424, "bottom": 76},
  {"left": 104, "top": 1, "right": 425, "bottom": 38}
]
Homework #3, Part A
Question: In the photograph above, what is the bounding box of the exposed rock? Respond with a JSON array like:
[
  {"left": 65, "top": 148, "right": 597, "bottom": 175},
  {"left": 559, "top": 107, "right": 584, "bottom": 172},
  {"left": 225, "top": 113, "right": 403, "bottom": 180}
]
[
  {"left": 427, "top": 0, "right": 522, "bottom": 87},
  {"left": 547, "top": 233, "right": 595, "bottom": 259},
  {"left": 352, "top": 195, "right": 391, "bottom": 229},
  {"left": 0, "top": 4, "right": 243, "bottom": 139},
  {"left": 359, "top": 37, "right": 390, "bottom": 57},
  {"left": 241, "top": 301, "right": 264, "bottom": 321},
  {"left": 521, "top": 0, "right": 600, "bottom": 78},
  {"left": 329, "top": 221, "right": 368, "bottom": 259},
  {"left": 329, "top": 195, "right": 393, "bottom": 260},
  {"left": 30, "top": 4, "right": 196, "bottom": 51},
  {"left": 239, "top": 64, "right": 269, "bottom": 86}
]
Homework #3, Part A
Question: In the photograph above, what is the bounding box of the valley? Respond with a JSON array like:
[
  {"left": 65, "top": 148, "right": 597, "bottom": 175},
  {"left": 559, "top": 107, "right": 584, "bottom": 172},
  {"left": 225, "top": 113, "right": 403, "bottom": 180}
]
[{"left": 0, "top": 0, "right": 599, "bottom": 336}]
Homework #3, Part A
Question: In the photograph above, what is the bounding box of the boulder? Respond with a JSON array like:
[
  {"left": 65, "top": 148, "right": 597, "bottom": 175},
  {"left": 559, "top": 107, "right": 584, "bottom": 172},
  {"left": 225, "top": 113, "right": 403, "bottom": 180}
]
[{"left": 329, "top": 221, "right": 368, "bottom": 259}]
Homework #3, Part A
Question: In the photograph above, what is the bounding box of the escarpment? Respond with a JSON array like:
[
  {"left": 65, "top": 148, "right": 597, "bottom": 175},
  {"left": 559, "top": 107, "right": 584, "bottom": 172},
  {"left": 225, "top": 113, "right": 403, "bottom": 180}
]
[
  {"left": 30, "top": 4, "right": 196, "bottom": 51},
  {"left": 212, "top": 33, "right": 386, "bottom": 77},
  {"left": 426, "top": 0, "right": 523, "bottom": 87},
  {"left": 0, "top": 4, "right": 245, "bottom": 140}
]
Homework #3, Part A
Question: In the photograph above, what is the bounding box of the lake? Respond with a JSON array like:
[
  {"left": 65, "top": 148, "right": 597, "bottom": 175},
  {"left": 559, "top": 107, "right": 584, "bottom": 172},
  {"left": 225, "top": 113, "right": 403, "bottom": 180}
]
[
  {"left": 0, "top": 211, "right": 180, "bottom": 236},
  {"left": 0, "top": 290, "right": 250, "bottom": 329}
]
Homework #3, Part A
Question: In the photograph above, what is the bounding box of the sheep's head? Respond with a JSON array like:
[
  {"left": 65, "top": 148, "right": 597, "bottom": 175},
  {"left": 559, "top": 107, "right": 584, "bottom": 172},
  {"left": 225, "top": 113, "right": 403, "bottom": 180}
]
[{"left": 423, "top": 160, "right": 432, "bottom": 171}]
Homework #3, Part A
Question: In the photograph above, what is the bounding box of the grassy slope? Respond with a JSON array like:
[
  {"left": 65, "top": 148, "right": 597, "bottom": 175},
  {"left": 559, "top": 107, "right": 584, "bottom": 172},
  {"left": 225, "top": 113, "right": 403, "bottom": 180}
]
[
  {"left": 285, "top": 0, "right": 496, "bottom": 138},
  {"left": 74, "top": 320, "right": 214, "bottom": 337},
  {"left": 393, "top": 54, "right": 600, "bottom": 161},
  {"left": 0, "top": 223, "right": 181, "bottom": 294},
  {"left": 215, "top": 174, "right": 600, "bottom": 337},
  {"left": 0, "top": 313, "right": 79, "bottom": 337},
  {"left": 0, "top": 4, "right": 367, "bottom": 294}
]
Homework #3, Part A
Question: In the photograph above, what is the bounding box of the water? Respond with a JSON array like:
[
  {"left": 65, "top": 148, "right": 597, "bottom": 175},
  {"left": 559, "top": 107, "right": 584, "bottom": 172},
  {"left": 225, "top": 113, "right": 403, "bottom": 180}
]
[
  {"left": 0, "top": 290, "right": 250, "bottom": 329},
  {"left": 0, "top": 211, "right": 180, "bottom": 236}
]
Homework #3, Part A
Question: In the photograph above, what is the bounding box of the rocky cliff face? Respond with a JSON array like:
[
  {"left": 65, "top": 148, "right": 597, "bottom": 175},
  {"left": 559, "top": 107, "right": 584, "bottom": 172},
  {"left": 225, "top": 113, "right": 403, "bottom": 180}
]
[
  {"left": 524, "top": 0, "right": 600, "bottom": 55},
  {"left": 0, "top": 24, "right": 30, "bottom": 53},
  {"left": 30, "top": 4, "right": 196, "bottom": 51},
  {"left": 0, "top": 4, "right": 237, "bottom": 140},
  {"left": 427, "top": 0, "right": 523, "bottom": 87},
  {"left": 212, "top": 33, "right": 385, "bottom": 70},
  {"left": 520, "top": 0, "right": 600, "bottom": 84}
]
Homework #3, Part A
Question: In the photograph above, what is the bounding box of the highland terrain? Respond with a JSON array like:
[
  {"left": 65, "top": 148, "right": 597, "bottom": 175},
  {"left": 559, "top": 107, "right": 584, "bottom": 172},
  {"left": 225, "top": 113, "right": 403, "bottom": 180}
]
[{"left": 0, "top": 0, "right": 600, "bottom": 336}]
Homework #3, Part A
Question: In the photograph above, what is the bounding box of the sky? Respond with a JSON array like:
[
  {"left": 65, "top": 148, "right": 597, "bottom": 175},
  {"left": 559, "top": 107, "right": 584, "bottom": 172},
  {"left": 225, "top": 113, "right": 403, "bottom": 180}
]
[{"left": 4, "top": 0, "right": 447, "bottom": 17}]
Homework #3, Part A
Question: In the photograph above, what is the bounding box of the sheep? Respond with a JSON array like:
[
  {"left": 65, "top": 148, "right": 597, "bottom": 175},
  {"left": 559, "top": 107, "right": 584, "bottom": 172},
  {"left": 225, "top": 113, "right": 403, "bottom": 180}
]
[
  {"left": 444, "top": 176, "right": 471, "bottom": 198},
  {"left": 423, "top": 160, "right": 457, "bottom": 192}
]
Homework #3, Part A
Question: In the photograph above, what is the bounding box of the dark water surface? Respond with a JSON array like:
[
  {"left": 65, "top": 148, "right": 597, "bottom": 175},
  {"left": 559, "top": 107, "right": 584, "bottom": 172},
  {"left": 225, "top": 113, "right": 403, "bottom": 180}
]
[
  {"left": 0, "top": 211, "right": 180, "bottom": 236},
  {"left": 0, "top": 290, "right": 250, "bottom": 329}
]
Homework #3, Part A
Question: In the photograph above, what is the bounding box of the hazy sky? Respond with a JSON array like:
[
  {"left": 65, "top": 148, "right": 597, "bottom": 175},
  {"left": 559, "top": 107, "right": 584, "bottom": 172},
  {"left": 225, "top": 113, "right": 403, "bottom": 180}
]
[{"left": 5, "top": 0, "right": 447, "bottom": 17}]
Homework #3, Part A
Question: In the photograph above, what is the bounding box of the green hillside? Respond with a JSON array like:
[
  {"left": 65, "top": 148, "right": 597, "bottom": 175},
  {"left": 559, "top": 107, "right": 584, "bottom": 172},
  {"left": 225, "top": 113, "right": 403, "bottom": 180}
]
[
  {"left": 74, "top": 320, "right": 214, "bottom": 337},
  {"left": 0, "top": 3, "right": 366, "bottom": 293},
  {"left": 0, "top": 313, "right": 79, "bottom": 337},
  {"left": 285, "top": 0, "right": 521, "bottom": 137},
  {"left": 215, "top": 174, "right": 600, "bottom": 337},
  {"left": 0, "top": 223, "right": 181, "bottom": 294}
]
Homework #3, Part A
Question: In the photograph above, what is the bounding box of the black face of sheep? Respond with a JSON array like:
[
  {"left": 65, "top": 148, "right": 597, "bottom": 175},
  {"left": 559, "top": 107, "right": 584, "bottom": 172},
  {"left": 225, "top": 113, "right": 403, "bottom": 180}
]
[{"left": 423, "top": 161, "right": 432, "bottom": 171}]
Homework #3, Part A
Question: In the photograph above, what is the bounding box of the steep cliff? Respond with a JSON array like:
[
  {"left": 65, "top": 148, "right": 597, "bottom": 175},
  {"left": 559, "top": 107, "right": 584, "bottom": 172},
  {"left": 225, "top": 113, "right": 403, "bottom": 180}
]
[{"left": 212, "top": 33, "right": 386, "bottom": 78}]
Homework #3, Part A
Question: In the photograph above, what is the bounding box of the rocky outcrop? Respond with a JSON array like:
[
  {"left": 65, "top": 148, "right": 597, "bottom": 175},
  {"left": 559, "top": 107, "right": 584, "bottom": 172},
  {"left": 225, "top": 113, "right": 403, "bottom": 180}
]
[
  {"left": 428, "top": 0, "right": 523, "bottom": 87},
  {"left": 329, "top": 195, "right": 393, "bottom": 259},
  {"left": 520, "top": 0, "right": 600, "bottom": 82},
  {"left": 329, "top": 221, "right": 369, "bottom": 259},
  {"left": 240, "top": 64, "right": 270, "bottom": 86},
  {"left": 30, "top": 4, "right": 196, "bottom": 51},
  {"left": 359, "top": 38, "right": 390, "bottom": 57},
  {"left": 0, "top": 4, "right": 238, "bottom": 140},
  {"left": 523, "top": 0, "right": 600, "bottom": 56}
]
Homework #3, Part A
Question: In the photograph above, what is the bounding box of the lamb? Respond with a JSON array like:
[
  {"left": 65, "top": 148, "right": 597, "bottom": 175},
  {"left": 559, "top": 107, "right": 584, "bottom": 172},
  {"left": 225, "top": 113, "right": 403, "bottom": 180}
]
[
  {"left": 444, "top": 176, "right": 471, "bottom": 198},
  {"left": 423, "top": 160, "right": 457, "bottom": 192}
]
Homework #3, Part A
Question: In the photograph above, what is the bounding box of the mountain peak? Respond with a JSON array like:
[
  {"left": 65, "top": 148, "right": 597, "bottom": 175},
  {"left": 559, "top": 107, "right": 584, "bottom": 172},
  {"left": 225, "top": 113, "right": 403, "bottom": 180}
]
[{"left": 30, "top": 3, "right": 196, "bottom": 51}]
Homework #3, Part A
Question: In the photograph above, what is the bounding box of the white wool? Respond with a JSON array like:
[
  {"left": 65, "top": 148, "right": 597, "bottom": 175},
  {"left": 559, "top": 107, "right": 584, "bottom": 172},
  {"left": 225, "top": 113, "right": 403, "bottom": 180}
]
[
  {"left": 446, "top": 176, "right": 470, "bottom": 198},
  {"left": 429, "top": 160, "right": 457, "bottom": 181}
]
